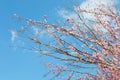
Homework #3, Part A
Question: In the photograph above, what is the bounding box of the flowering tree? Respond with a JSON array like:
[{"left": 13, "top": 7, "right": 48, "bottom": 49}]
[{"left": 12, "top": 1, "right": 120, "bottom": 80}]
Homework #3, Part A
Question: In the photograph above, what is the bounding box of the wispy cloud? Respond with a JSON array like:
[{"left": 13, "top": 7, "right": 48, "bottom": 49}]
[
  {"left": 79, "top": 0, "right": 116, "bottom": 20},
  {"left": 58, "top": 9, "right": 77, "bottom": 19},
  {"left": 58, "top": 0, "right": 117, "bottom": 32},
  {"left": 59, "top": 0, "right": 117, "bottom": 20},
  {"left": 32, "top": 26, "right": 39, "bottom": 36},
  {"left": 11, "top": 30, "right": 17, "bottom": 42},
  {"left": 80, "top": 0, "right": 115, "bottom": 10}
]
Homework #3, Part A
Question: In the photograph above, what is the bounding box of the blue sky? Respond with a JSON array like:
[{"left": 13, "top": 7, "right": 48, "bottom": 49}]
[
  {"left": 0, "top": 0, "right": 71, "bottom": 80},
  {"left": 0, "top": 0, "right": 120, "bottom": 80},
  {"left": 1, "top": 0, "right": 85, "bottom": 80}
]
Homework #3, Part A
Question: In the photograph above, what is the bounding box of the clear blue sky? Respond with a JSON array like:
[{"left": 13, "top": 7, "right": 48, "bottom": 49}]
[
  {"left": 0, "top": 0, "right": 120, "bottom": 80},
  {"left": 0, "top": 0, "right": 78, "bottom": 80}
]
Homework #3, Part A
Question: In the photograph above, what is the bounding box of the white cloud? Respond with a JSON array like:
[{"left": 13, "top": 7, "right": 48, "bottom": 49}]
[
  {"left": 32, "top": 26, "right": 39, "bottom": 36},
  {"left": 11, "top": 30, "right": 17, "bottom": 42},
  {"left": 58, "top": 0, "right": 117, "bottom": 32},
  {"left": 80, "top": 0, "right": 115, "bottom": 10},
  {"left": 59, "top": 0, "right": 117, "bottom": 20},
  {"left": 58, "top": 9, "right": 78, "bottom": 20},
  {"left": 79, "top": 0, "right": 116, "bottom": 20}
]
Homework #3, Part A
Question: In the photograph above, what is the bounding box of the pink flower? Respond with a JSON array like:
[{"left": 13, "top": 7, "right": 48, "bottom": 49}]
[
  {"left": 102, "top": 49, "right": 108, "bottom": 54},
  {"left": 66, "top": 18, "right": 70, "bottom": 22},
  {"left": 68, "top": 44, "right": 75, "bottom": 51}
]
